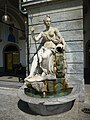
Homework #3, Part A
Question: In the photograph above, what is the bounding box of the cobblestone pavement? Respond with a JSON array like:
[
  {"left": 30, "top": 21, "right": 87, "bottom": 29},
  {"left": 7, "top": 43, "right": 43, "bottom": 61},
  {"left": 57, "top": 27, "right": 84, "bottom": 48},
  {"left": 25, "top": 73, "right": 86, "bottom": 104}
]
[{"left": 0, "top": 80, "right": 90, "bottom": 120}]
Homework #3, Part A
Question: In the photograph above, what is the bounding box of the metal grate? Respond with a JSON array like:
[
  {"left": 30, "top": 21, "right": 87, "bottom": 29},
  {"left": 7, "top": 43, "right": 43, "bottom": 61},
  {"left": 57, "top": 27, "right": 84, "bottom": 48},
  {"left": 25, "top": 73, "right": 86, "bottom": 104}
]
[{"left": 81, "top": 108, "right": 90, "bottom": 114}]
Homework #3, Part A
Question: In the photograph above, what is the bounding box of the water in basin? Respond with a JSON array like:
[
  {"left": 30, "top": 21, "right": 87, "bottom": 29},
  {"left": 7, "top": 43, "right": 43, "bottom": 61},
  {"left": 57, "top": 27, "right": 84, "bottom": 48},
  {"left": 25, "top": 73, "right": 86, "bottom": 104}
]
[{"left": 24, "top": 87, "right": 73, "bottom": 98}]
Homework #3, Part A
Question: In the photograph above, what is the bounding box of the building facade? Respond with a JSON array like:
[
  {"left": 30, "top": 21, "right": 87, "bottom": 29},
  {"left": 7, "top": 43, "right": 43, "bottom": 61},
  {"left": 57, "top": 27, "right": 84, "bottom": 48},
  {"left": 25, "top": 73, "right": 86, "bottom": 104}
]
[
  {"left": 0, "top": 0, "right": 26, "bottom": 76},
  {"left": 0, "top": 0, "right": 90, "bottom": 86},
  {"left": 21, "top": 0, "right": 83, "bottom": 82}
]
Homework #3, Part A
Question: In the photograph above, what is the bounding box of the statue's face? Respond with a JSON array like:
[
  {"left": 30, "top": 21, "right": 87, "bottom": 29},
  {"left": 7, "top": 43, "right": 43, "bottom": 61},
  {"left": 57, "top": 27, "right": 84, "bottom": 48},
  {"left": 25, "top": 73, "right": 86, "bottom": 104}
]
[{"left": 44, "top": 17, "right": 51, "bottom": 27}]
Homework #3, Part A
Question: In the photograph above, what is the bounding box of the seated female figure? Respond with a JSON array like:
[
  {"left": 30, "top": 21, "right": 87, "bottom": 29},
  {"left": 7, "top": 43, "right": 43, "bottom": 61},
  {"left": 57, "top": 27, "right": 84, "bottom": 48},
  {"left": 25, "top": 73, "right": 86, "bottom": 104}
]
[{"left": 25, "top": 15, "right": 65, "bottom": 83}]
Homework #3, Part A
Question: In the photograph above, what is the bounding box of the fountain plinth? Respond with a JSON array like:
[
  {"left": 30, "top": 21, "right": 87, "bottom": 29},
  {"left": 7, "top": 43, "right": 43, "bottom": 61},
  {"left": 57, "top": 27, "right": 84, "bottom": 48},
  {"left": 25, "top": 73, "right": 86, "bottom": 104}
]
[{"left": 18, "top": 84, "right": 80, "bottom": 115}]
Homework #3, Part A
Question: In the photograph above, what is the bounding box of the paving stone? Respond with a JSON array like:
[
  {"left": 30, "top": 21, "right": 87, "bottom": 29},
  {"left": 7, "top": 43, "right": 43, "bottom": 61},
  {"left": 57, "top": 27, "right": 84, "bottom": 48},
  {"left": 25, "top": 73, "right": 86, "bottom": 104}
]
[{"left": 0, "top": 78, "right": 90, "bottom": 120}]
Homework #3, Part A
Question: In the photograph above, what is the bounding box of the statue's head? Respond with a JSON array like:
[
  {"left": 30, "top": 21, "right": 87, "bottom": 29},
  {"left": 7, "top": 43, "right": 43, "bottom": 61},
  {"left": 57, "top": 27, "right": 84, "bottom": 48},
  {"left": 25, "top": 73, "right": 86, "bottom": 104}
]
[{"left": 43, "top": 15, "right": 51, "bottom": 27}]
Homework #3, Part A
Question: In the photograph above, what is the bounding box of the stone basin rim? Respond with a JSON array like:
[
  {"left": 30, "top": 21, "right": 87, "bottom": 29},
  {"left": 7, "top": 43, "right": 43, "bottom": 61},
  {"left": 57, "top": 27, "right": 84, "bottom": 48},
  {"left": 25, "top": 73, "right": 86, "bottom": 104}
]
[{"left": 18, "top": 84, "right": 80, "bottom": 105}]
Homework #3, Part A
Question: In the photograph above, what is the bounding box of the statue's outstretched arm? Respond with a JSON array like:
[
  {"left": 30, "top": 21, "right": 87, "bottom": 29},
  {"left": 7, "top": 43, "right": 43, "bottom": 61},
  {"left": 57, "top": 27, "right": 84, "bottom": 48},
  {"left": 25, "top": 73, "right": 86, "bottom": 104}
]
[{"left": 31, "top": 26, "right": 42, "bottom": 42}]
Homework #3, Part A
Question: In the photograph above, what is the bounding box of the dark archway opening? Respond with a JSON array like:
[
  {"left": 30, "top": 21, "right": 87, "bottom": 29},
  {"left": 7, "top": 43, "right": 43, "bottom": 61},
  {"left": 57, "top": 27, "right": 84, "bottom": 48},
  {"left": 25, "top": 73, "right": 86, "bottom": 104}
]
[{"left": 84, "top": 42, "right": 90, "bottom": 84}]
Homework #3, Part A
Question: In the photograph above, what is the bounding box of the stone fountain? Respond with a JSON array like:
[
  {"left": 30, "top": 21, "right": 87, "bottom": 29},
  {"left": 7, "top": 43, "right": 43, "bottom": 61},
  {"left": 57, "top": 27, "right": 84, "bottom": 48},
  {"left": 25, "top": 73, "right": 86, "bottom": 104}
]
[
  {"left": 18, "top": 15, "right": 80, "bottom": 115},
  {"left": 18, "top": 45, "right": 80, "bottom": 115}
]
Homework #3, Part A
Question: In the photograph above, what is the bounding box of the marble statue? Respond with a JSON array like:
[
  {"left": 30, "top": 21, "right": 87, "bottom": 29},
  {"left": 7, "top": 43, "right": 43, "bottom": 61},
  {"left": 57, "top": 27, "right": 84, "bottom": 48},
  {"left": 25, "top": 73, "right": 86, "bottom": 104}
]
[{"left": 24, "top": 15, "right": 66, "bottom": 92}]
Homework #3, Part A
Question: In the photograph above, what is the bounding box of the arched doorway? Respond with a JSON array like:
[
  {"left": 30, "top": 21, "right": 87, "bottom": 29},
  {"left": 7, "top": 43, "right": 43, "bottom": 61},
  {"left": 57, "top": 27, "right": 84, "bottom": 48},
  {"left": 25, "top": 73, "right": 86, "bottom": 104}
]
[{"left": 3, "top": 44, "right": 20, "bottom": 73}]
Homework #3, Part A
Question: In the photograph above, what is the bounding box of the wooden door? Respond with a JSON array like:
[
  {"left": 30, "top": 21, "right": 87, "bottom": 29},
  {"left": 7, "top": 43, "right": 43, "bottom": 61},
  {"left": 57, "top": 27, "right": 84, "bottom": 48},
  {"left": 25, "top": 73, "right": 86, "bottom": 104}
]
[
  {"left": 6, "top": 53, "right": 13, "bottom": 71},
  {"left": 5, "top": 52, "right": 19, "bottom": 72}
]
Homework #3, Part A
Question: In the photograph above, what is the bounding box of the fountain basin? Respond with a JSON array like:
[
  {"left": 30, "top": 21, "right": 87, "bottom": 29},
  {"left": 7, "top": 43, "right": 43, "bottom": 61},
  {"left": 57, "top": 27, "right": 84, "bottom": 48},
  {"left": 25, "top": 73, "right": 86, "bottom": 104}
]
[{"left": 18, "top": 84, "right": 80, "bottom": 115}]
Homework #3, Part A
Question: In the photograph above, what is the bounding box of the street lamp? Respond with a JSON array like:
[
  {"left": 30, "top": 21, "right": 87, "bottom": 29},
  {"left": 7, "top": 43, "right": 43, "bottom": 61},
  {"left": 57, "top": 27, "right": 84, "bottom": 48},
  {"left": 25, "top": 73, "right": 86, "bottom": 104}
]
[{"left": 2, "top": 0, "right": 10, "bottom": 24}]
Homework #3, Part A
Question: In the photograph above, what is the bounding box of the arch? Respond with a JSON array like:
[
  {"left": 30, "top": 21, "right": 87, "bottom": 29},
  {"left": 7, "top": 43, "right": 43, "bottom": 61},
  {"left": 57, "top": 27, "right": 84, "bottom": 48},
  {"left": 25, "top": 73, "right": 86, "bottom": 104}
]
[
  {"left": 4, "top": 44, "right": 19, "bottom": 52},
  {"left": 3, "top": 44, "right": 20, "bottom": 72}
]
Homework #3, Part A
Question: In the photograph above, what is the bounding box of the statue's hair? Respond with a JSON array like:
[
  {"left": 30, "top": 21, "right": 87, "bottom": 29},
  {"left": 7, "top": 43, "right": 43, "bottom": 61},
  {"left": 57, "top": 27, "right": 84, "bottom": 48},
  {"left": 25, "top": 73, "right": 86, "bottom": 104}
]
[{"left": 43, "top": 15, "right": 51, "bottom": 23}]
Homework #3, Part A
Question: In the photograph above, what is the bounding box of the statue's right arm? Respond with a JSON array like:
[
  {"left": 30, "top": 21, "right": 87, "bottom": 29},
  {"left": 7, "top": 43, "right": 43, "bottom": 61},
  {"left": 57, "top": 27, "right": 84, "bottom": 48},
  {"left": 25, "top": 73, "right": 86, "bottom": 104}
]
[
  {"left": 34, "top": 32, "right": 43, "bottom": 41},
  {"left": 31, "top": 27, "right": 43, "bottom": 42},
  {"left": 32, "top": 32, "right": 42, "bottom": 41}
]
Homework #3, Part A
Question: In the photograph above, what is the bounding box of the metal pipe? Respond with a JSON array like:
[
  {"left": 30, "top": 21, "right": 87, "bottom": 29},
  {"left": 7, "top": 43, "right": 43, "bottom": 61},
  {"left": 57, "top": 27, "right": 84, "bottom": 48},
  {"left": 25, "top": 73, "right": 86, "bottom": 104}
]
[
  {"left": 19, "top": 0, "right": 27, "bottom": 14},
  {"left": 25, "top": 17, "right": 30, "bottom": 75}
]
